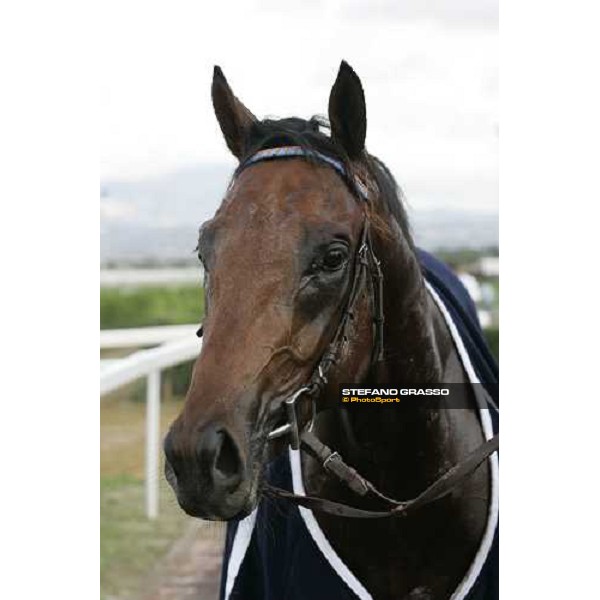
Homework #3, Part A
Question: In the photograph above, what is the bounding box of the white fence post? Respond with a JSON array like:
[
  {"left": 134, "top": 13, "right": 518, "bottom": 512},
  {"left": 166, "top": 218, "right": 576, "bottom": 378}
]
[
  {"left": 100, "top": 333, "right": 202, "bottom": 519},
  {"left": 146, "top": 369, "right": 161, "bottom": 519}
]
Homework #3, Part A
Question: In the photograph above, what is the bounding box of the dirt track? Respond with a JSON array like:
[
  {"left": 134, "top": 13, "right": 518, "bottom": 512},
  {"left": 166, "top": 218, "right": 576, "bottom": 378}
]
[{"left": 139, "top": 521, "right": 226, "bottom": 600}]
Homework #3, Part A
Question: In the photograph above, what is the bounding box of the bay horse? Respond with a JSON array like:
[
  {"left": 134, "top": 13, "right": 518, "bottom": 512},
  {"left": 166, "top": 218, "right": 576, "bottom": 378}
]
[{"left": 165, "top": 62, "right": 498, "bottom": 600}]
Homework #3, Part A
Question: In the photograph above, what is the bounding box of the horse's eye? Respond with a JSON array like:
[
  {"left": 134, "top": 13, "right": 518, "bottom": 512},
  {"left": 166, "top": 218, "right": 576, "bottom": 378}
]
[{"left": 322, "top": 247, "right": 348, "bottom": 272}]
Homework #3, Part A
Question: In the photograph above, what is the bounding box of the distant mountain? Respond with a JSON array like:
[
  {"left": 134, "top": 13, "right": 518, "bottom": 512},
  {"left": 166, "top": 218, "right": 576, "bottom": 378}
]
[
  {"left": 101, "top": 163, "right": 234, "bottom": 264},
  {"left": 101, "top": 164, "right": 498, "bottom": 265},
  {"left": 409, "top": 209, "right": 498, "bottom": 251}
]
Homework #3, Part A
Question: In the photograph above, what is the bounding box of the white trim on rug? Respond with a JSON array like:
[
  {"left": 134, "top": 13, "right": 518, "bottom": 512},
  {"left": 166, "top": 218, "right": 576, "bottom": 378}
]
[
  {"left": 425, "top": 280, "right": 499, "bottom": 600},
  {"left": 223, "top": 508, "right": 257, "bottom": 600},
  {"left": 289, "top": 447, "right": 374, "bottom": 600}
]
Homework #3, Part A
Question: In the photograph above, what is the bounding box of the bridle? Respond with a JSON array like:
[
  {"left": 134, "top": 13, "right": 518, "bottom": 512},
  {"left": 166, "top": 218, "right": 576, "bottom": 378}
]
[
  {"left": 265, "top": 194, "right": 384, "bottom": 451},
  {"left": 198, "top": 145, "right": 499, "bottom": 519}
]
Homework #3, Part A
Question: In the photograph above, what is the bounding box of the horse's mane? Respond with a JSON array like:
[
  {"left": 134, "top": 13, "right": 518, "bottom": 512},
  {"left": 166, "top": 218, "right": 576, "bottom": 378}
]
[{"left": 236, "top": 116, "right": 414, "bottom": 245}]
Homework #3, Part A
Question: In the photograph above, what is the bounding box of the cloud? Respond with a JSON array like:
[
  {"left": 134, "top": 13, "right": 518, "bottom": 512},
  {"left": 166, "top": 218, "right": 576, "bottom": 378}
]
[
  {"left": 342, "top": 0, "right": 498, "bottom": 29},
  {"left": 100, "top": 198, "right": 137, "bottom": 221},
  {"left": 100, "top": 0, "right": 497, "bottom": 215}
]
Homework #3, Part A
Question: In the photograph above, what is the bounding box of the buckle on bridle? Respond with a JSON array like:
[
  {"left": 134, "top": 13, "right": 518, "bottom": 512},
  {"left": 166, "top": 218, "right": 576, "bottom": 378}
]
[
  {"left": 358, "top": 242, "right": 369, "bottom": 265},
  {"left": 267, "top": 386, "right": 313, "bottom": 450}
]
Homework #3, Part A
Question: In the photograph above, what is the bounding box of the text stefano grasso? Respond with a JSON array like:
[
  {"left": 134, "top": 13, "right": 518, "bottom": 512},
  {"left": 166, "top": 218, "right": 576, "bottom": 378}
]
[{"left": 341, "top": 388, "right": 451, "bottom": 396}]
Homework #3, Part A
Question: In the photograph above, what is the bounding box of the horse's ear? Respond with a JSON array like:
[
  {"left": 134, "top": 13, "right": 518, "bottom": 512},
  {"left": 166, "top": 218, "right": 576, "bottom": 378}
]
[
  {"left": 212, "top": 66, "right": 257, "bottom": 159},
  {"left": 328, "top": 61, "right": 367, "bottom": 159}
]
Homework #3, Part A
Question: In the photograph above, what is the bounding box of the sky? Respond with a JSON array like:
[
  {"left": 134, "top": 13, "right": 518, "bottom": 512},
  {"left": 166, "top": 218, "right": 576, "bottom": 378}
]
[{"left": 100, "top": 0, "right": 498, "bottom": 213}]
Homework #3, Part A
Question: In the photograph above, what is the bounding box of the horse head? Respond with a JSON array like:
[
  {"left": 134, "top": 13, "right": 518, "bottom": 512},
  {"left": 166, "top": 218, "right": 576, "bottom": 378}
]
[{"left": 164, "top": 62, "right": 381, "bottom": 520}]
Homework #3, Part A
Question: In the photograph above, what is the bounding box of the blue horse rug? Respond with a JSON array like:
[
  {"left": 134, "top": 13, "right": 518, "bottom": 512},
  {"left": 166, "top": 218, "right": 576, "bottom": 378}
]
[{"left": 219, "top": 250, "right": 499, "bottom": 600}]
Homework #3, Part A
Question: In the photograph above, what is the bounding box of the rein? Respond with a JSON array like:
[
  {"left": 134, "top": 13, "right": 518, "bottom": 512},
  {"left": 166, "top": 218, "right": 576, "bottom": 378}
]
[
  {"left": 199, "top": 145, "right": 499, "bottom": 519},
  {"left": 266, "top": 431, "right": 499, "bottom": 519}
]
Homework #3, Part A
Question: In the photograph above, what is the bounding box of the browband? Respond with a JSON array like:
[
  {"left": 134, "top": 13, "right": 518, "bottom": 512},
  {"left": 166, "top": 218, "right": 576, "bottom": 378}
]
[{"left": 239, "top": 145, "right": 369, "bottom": 201}]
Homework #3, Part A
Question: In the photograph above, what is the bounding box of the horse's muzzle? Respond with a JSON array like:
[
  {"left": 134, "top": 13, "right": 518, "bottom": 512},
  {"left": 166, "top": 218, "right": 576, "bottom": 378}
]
[{"left": 163, "top": 423, "right": 250, "bottom": 520}]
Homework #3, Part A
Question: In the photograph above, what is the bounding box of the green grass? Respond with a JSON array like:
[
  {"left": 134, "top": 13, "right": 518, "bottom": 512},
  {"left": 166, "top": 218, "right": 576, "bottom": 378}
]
[
  {"left": 100, "top": 474, "right": 191, "bottom": 600},
  {"left": 101, "top": 397, "right": 194, "bottom": 600},
  {"left": 100, "top": 287, "right": 206, "bottom": 599},
  {"left": 101, "top": 285, "right": 204, "bottom": 330}
]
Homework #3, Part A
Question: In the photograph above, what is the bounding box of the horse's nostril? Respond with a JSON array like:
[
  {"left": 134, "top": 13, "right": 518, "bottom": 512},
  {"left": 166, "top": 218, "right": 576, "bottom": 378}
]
[
  {"left": 198, "top": 425, "right": 243, "bottom": 491},
  {"left": 213, "top": 431, "right": 242, "bottom": 489},
  {"left": 214, "top": 430, "right": 241, "bottom": 481}
]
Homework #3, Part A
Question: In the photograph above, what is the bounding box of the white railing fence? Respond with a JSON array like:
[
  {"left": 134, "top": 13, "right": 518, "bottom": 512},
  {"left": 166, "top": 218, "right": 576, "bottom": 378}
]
[
  {"left": 100, "top": 328, "right": 202, "bottom": 519},
  {"left": 100, "top": 324, "right": 198, "bottom": 350}
]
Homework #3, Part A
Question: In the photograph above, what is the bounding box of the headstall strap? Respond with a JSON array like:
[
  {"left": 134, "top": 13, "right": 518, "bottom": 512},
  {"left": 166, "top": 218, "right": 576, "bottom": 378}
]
[{"left": 262, "top": 147, "right": 385, "bottom": 459}]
